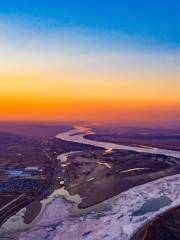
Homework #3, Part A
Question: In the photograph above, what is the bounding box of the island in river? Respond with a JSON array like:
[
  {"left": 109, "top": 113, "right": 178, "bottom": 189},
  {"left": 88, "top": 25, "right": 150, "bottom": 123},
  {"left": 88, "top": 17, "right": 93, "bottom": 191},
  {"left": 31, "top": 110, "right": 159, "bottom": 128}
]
[{"left": 0, "top": 122, "right": 180, "bottom": 240}]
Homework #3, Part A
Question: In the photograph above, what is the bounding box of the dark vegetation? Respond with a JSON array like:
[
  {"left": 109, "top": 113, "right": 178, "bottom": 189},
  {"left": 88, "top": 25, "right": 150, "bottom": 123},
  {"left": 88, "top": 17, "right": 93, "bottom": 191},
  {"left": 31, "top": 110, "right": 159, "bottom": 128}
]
[{"left": 132, "top": 206, "right": 180, "bottom": 240}]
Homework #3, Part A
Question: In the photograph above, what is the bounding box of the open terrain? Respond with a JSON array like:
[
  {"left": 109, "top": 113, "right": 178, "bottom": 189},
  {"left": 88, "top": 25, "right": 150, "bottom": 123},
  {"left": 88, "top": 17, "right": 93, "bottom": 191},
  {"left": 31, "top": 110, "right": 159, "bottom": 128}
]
[
  {"left": 64, "top": 149, "right": 180, "bottom": 208},
  {"left": 0, "top": 123, "right": 97, "bottom": 226},
  {"left": 1, "top": 123, "right": 180, "bottom": 240},
  {"left": 87, "top": 124, "right": 180, "bottom": 151}
]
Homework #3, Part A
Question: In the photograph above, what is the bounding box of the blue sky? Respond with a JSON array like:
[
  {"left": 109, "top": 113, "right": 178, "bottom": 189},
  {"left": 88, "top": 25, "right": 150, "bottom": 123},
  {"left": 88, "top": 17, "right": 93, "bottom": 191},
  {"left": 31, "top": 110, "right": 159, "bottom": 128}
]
[
  {"left": 0, "top": 0, "right": 180, "bottom": 48},
  {"left": 0, "top": 0, "right": 180, "bottom": 75},
  {"left": 0, "top": 1, "right": 180, "bottom": 123}
]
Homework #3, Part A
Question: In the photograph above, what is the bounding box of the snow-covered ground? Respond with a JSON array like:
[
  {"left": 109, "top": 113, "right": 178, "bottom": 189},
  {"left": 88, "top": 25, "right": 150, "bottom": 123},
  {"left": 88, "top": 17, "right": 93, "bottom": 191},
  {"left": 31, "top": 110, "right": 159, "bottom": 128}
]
[
  {"left": 16, "top": 174, "right": 180, "bottom": 240},
  {"left": 2, "top": 125, "right": 180, "bottom": 240}
]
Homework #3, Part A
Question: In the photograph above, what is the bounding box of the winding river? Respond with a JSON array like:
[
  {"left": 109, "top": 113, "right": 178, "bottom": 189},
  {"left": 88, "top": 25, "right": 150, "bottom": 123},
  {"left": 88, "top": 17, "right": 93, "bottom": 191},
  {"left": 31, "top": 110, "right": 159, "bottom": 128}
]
[
  {"left": 1, "top": 125, "right": 180, "bottom": 240},
  {"left": 56, "top": 125, "right": 180, "bottom": 158}
]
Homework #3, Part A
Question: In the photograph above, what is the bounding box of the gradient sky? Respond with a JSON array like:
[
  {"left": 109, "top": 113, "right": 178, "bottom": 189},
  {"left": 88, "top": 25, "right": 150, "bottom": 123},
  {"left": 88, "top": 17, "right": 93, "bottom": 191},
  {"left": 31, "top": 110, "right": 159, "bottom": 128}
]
[{"left": 0, "top": 1, "right": 180, "bottom": 123}]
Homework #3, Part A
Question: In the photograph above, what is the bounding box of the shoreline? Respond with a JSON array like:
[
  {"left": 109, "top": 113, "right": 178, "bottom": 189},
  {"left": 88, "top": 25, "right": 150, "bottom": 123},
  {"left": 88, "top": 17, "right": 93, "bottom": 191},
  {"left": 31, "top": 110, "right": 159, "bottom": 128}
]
[{"left": 1, "top": 125, "right": 180, "bottom": 239}]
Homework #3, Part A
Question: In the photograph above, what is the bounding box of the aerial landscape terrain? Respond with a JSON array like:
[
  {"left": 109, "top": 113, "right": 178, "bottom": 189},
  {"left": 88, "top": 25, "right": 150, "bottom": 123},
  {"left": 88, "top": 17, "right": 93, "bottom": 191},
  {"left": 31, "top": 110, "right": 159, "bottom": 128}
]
[
  {"left": 0, "top": 1, "right": 180, "bottom": 239},
  {"left": 0, "top": 122, "right": 180, "bottom": 240}
]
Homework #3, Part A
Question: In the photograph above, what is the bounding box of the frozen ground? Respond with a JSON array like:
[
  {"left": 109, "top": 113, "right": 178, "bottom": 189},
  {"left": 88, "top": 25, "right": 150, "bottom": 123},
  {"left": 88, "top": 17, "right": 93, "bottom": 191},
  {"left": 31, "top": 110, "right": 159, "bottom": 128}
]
[
  {"left": 16, "top": 174, "right": 180, "bottom": 240},
  {"left": 2, "top": 125, "right": 180, "bottom": 240}
]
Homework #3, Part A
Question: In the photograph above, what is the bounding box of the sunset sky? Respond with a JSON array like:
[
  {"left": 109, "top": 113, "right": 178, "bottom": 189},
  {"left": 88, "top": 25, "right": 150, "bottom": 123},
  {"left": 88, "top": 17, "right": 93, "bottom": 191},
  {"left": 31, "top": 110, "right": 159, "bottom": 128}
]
[{"left": 0, "top": 1, "right": 180, "bottom": 123}]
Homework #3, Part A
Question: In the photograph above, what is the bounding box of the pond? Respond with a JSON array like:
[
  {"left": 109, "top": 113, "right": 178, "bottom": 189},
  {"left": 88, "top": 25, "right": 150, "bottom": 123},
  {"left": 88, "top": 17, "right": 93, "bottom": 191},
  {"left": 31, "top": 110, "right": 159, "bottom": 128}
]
[
  {"left": 7, "top": 170, "right": 32, "bottom": 177},
  {"left": 132, "top": 196, "right": 172, "bottom": 216}
]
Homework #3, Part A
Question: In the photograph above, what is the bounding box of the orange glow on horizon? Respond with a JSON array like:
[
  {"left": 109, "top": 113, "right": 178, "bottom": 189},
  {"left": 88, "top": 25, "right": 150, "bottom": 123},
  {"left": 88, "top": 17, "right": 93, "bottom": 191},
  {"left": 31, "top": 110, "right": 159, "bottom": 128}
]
[{"left": 0, "top": 72, "right": 180, "bottom": 123}]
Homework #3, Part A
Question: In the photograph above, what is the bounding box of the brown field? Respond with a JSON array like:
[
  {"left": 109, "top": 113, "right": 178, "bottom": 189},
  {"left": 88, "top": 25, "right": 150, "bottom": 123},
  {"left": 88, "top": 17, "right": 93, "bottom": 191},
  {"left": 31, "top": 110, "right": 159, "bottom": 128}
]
[
  {"left": 63, "top": 149, "right": 180, "bottom": 208},
  {"left": 87, "top": 124, "right": 180, "bottom": 151}
]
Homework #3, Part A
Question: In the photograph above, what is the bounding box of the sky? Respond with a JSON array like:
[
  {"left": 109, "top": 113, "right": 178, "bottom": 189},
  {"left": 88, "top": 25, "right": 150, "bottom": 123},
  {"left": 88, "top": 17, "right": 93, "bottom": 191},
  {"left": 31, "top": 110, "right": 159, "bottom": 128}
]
[{"left": 0, "top": 0, "right": 180, "bottom": 123}]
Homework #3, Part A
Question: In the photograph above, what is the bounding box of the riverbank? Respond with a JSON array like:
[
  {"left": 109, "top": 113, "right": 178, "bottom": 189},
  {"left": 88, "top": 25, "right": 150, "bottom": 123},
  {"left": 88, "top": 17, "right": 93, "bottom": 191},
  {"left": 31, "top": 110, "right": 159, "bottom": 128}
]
[
  {"left": 1, "top": 125, "right": 180, "bottom": 240},
  {"left": 16, "top": 174, "right": 180, "bottom": 240}
]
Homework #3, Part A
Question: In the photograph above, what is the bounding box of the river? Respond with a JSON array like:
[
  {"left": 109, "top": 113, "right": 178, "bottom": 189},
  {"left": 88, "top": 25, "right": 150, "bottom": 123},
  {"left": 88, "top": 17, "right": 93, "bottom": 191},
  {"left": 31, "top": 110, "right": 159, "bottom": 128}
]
[
  {"left": 56, "top": 125, "right": 180, "bottom": 158},
  {"left": 1, "top": 125, "right": 180, "bottom": 240}
]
